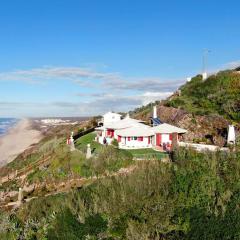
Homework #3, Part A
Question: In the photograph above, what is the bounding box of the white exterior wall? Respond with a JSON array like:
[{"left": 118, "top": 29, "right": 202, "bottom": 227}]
[
  {"left": 119, "top": 136, "right": 152, "bottom": 149},
  {"left": 97, "top": 127, "right": 114, "bottom": 145},
  {"left": 162, "top": 134, "right": 171, "bottom": 144},
  {"left": 153, "top": 133, "right": 173, "bottom": 147},
  {"left": 114, "top": 131, "right": 118, "bottom": 139}
]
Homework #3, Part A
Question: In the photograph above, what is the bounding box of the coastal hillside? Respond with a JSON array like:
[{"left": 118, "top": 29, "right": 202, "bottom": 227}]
[
  {"left": 0, "top": 101, "right": 240, "bottom": 239},
  {"left": 131, "top": 68, "right": 240, "bottom": 146},
  {"left": 0, "top": 69, "right": 240, "bottom": 239}
]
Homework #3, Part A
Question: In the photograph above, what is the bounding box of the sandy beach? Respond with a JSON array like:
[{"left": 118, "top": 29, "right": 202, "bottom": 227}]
[{"left": 0, "top": 119, "right": 43, "bottom": 167}]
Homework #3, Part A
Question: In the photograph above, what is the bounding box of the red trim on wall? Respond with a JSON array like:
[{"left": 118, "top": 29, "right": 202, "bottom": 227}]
[
  {"left": 138, "top": 137, "right": 143, "bottom": 141},
  {"left": 107, "top": 129, "right": 114, "bottom": 138},
  {"left": 156, "top": 134, "right": 162, "bottom": 146},
  {"left": 118, "top": 135, "right": 121, "bottom": 142}
]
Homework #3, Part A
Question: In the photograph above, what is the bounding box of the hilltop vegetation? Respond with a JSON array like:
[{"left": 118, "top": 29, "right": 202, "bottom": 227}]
[
  {"left": 166, "top": 70, "right": 240, "bottom": 121},
  {"left": 131, "top": 69, "right": 240, "bottom": 123}
]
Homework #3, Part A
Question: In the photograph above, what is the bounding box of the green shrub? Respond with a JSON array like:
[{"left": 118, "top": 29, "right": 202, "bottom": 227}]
[
  {"left": 3, "top": 148, "right": 240, "bottom": 239},
  {"left": 111, "top": 139, "right": 119, "bottom": 147},
  {"left": 86, "top": 145, "right": 133, "bottom": 176},
  {"left": 165, "top": 70, "right": 240, "bottom": 121}
]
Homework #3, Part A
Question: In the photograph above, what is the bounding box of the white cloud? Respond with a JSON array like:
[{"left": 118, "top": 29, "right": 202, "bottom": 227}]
[
  {"left": 0, "top": 66, "right": 185, "bottom": 116},
  {"left": 0, "top": 66, "right": 120, "bottom": 83},
  {"left": 0, "top": 66, "right": 184, "bottom": 92},
  {"left": 141, "top": 92, "right": 172, "bottom": 105}
]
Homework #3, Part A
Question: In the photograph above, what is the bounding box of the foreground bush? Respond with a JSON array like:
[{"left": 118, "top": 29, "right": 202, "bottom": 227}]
[{"left": 2, "top": 148, "right": 240, "bottom": 239}]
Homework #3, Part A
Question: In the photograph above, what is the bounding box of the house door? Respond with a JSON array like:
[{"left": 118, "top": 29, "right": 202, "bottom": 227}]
[{"left": 156, "top": 134, "right": 162, "bottom": 146}]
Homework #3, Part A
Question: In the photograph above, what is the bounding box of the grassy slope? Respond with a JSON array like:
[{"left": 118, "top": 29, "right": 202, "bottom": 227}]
[
  {"left": 126, "top": 148, "right": 166, "bottom": 160},
  {"left": 75, "top": 132, "right": 102, "bottom": 153},
  {"left": 166, "top": 70, "right": 240, "bottom": 121},
  {"left": 130, "top": 69, "right": 240, "bottom": 123},
  {"left": 2, "top": 148, "right": 240, "bottom": 239},
  {"left": 0, "top": 131, "right": 133, "bottom": 192}
]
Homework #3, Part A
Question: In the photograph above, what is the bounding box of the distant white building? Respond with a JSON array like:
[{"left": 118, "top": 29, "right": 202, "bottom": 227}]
[
  {"left": 95, "top": 108, "right": 187, "bottom": 150},
  {"left": 98, "top": 112, "right": 122, "bottom": 126}
]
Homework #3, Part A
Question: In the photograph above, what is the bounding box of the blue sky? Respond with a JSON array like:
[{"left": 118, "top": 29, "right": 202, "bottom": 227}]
[{"left": 0, "top": 0, "right": 240, "bottom": 117}]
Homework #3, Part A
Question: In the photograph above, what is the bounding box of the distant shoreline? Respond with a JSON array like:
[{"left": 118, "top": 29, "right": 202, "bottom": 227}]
[
  {"left": 0, "top": 119, "right": 43, "bottom": 167},
  {"left": 0, "top": 118, "right": 19, "bottom": 137}
]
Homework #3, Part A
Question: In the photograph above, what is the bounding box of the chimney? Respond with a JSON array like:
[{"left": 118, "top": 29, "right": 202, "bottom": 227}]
[{"left": 153, "top": 106, "right": 157, "bottom": 119}]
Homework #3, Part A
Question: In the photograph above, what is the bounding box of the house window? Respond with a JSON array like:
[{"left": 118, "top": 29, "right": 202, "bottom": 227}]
[
  {"left": 169, "top": 134, "right": 172, "bottom": 141},
  {"left": 107, "top": 129, "right": 114, "bottom": 138},
  {"left": 128, "top": 137, "right": 131, "bottom": 141},
  {"left": 132, "top": 137, "right": 137, "bottom": 140},
  {"left": 138, "top": 137, "right": 143, "bottom": 141}
]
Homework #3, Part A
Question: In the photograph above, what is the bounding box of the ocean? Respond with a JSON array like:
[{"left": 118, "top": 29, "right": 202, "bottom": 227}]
[{"left": 0, "top": 118, "right": 18, "bottom": 136}]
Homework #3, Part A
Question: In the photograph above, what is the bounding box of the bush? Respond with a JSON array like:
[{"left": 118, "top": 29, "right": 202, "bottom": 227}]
[
  {"left": 4, "top": 148, "right": 240, "bottom": 239},
  {"left": 165, "top": 70, "right": 240, "bottom": 121},
  {"left": 111, "top": 139, "right": 119, "bottom": 147},
  {"left": 86, "top": 145, "right": 133, "bottom": 176}
]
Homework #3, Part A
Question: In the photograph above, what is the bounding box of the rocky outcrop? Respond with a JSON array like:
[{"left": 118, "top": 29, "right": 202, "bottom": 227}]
[
  {"left": 134, "top": 105, "right": 234, "bottom": 147},
  {"left": 160, "top": 106, "right": 233, "bottom": 146}
]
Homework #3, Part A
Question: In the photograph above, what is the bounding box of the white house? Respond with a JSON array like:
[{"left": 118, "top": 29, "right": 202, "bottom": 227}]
[{"left": 95, "top": 108, "right": 187, "bottom": 150}]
